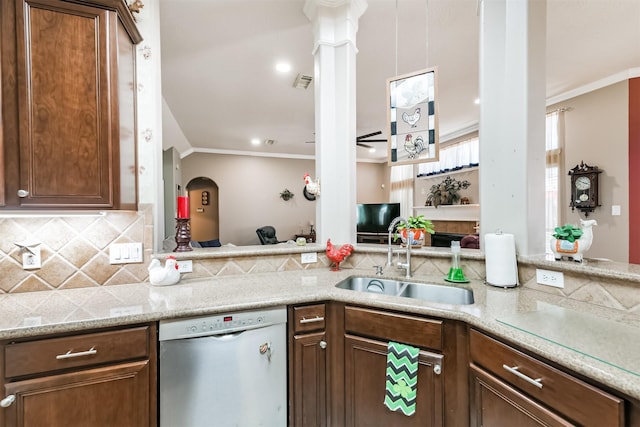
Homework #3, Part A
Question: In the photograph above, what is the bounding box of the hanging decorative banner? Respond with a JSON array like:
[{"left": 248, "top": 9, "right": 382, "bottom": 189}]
[{"left": 386, "top": 67, "right": 440, "bottom": 166}]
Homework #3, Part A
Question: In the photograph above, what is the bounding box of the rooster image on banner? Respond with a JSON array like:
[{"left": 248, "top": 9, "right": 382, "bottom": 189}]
[{"left": 402, "top": 107, "right": 421, "bottom": 128}]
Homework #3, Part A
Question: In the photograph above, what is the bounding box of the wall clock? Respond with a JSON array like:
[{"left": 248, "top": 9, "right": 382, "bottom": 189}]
[{"left": 569, "top": 161, "right": 602, "bottom": 217}]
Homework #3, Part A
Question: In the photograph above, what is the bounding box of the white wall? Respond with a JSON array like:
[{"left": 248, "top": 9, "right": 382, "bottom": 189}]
[
  {"left": 181, "top": 154, "right": 394, "bottom": 245},
  {"left": 356, "top": 162, "right": 389, "bottom": 203},
  {"left": 549, "top": 80, "right": 629, "bottom": 262},
  {"left": 181, "top": 153, "right": 317, "bottom": 245}
]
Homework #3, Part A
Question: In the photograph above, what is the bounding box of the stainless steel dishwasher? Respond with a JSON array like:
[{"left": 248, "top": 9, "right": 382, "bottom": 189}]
[{"left": 159, "top": 307, "right": 287, "bottom": 427}]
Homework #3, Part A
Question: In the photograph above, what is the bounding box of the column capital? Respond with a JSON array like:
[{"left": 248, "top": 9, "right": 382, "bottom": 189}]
[{"left": 303, "top": 0, "right": 368, "bottom": 54}]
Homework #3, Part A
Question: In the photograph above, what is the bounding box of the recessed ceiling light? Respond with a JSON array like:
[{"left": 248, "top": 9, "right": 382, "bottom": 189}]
[
  {"left": 251, "top": 138, "right": 261, "bottom": 145},
  {"left": 275, "top": 62, "right": 291, "bottom": 73},
  {"left": 369, "top": 148, "right": 376, "bottom": 153},
  {"left": 474, "top": 98, "right": 480, "bottom": 105}
]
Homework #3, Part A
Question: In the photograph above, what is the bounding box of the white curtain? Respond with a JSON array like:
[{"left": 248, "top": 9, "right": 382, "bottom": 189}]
[
  {"left": 390, "top": 164, "right": 414, "bottom": 218},
  {"left": 417, "top": 137, "right": 479, "bottom": 177},
  {"left": 545, "top": 110, "right": 566, "bottom": 234}
]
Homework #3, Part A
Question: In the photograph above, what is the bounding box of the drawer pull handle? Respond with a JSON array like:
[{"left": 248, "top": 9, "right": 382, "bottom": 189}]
[
  {"left": 300, "top": 316, "right": 324, "bottom": 324},
  {"left": 503, "top": 364, "right": 543, "bottom": 389},
  {"left": 56, "top": 347, "right": 97, "bottom": 360},
  {"left": 0, "top": 395, "right": 15, "bottom": 408}
]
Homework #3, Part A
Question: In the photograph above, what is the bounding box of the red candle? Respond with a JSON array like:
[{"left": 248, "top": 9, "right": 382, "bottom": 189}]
[{"left": 177, "top": 196, "right": 190, "bottom": 219}]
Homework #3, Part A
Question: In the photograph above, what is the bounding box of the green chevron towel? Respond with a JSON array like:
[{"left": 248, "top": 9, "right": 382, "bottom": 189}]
[{"left": 384, "top": 341, "right": 419, "bottom": 416}]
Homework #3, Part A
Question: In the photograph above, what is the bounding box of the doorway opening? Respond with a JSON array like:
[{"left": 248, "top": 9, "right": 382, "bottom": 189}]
[{"left": 186, "top": 177, "right": 220, "bottom": 246}]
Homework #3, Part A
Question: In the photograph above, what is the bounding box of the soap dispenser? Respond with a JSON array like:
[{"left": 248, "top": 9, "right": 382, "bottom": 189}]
[{"left": 445, "top": 241, "right": 469, "bottom": 283}]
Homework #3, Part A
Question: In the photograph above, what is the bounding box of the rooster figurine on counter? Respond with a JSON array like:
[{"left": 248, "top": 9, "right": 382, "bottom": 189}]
[
  {"left": 148, "top": 256, "right": 181, "bottom": 286},
  {"left": 326, "top": 239, "right": 354, "bottom": 271}
]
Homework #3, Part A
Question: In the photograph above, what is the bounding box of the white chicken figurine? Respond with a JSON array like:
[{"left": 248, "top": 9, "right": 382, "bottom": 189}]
[
  {"left": 303, "top": 173, "right": 320, "bottom": 196},
  {"left": 148, "top": 256, "right": 181, "bottom": 286}
]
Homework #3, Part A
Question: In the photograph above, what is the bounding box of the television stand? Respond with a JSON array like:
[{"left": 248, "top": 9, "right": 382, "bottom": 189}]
[{"left": 356, "top": 232, "right": 391, "bottom": 244}]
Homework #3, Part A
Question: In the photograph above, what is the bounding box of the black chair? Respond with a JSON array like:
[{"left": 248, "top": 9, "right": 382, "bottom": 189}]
[{"left": 256, "top": 226, "right": 285, "bottom": 245}]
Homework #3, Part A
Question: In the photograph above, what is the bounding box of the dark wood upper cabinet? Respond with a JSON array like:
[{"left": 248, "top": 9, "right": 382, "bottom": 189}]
[{"left": 0, "top": 0, "right": 141, "bottom": 209}]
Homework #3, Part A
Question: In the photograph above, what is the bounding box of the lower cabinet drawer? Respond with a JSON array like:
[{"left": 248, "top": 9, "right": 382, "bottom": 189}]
[
  {"left": 469, "top": 329, "right": 624, "bottom": 427},
  {"left": 293, "top": 304, "right": 326, "bottom": 333},
  {"left": 345, "top": 306, "right": 442, "bottom": 350},
  {"left": 5, "top": 326, "right": 151, "bottom": 378}
]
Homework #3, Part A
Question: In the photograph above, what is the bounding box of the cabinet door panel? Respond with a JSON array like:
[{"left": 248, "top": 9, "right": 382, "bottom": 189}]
[
  {"left": 292, "top": 332, "right": 326, "bottom": 427},
  {"left": 470, "top": 365, "right": 574, "bottom": 427},
  {"left": 344, "top": 335, "right": 443, "bottom": 427},
  {"left": 4, "top": 360, "right": 150, "bottom": 427},
  {"left": 15, "top": 0, "right": 114, "bottom": 207}
]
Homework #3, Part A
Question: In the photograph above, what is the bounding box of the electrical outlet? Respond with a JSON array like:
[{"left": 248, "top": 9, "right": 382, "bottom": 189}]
[
  {"left": 536, "top": 268, "right": 564, "bottom": 288},
  {"left": 301, "top": 252, "right": 318, "bottom": 264},
  {"left": 22, "top": 246, "right": 41, "bottom": 270},
  {"left": 177, "top": 260, "right": 193, "bottom": 273}
]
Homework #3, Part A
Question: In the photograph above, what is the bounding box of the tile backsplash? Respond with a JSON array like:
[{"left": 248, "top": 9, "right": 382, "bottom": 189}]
[{"left": 0, "top": 204, "right": 153, "bottom": 293}]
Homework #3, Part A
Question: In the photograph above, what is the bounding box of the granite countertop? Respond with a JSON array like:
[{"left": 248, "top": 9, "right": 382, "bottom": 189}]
[{"left": 0, "top": 267, "right": 638, "bottom": 401}]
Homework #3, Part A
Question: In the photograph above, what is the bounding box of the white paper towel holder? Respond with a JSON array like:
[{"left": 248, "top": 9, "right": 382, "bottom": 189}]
[{"left": 484, "top": 230, "right": 519, "bottom": 288}]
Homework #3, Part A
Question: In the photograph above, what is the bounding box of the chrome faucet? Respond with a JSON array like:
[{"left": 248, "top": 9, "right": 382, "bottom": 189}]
[{"left": 387, "top": 216, "right": 412, "bottom": 278}]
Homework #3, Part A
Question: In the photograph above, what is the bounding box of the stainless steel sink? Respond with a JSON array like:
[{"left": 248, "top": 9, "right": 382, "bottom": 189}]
[{"left": 335, "top": 276, "right": 474, "bottom": 305}]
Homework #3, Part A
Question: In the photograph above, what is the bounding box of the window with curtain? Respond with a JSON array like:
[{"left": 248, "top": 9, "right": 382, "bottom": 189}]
[
  {"left": 390, "top": 164, "right": 414, "bottom": 218},
  {"left": 416, "top": 137, "right": 479, "bottom": 177},
  {"left": 545, "top": 110, "right": 565, "bottom": 245}
]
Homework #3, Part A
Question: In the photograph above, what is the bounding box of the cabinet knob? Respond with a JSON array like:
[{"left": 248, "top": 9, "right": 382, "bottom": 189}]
[
  {"left": 433, "top": 364, "right": 441, "bottom": 375},
  {"left": 0, "top": 394, "right": 15, "bottom": 408},
  {"left": 17, "top": 189, "right": 29, "bottom": 198},
  {"left": 319, "top": 340, "right": 327, "bottom": 349}
]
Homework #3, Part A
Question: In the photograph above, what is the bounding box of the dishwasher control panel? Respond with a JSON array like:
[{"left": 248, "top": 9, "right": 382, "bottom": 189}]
[{"left": 159, "top": 306, "right": 287, "bottom": 341}]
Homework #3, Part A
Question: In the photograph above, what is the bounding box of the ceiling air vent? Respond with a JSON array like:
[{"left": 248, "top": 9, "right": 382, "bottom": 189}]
[{"left": 293, "top": 73, "right": 313, "bottom": 89}]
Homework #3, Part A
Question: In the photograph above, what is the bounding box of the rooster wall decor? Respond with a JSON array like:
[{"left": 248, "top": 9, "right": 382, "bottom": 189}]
[
  {"left": 326, "top": 239, "right": 354, "bottom": 271},
  {"left": 303, "top": 173, "right": 320, "bottom": 201}
]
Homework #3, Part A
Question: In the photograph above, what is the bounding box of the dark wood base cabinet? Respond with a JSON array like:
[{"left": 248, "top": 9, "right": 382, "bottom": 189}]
[
  {"left": 1, "top": 324, "right": 157, "bottom": 427},
  {"left": 469, "top": 329, "right": 625, "bottom": 427},
  {"left": 289, "top": 304, "right": 328, "bottom": 427},
  {"left": 344, "top": 334, "right": 443, "bottom": 426},
  {"left": 470, "top": 365, "right": 574, "bottom": 427},
  {"left": 4, "top": 361, "right": 150, "bottom": 426},
  {"left": 288, "top": 303, "right": 638, "bottom": 427}
]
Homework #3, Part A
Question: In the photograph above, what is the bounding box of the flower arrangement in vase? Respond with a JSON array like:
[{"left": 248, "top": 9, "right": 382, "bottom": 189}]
[
  {"left": 426, "top": 175, "right": 471, "bottom": 207},
  {"left": 394, "top": 215, "right": 435, "bottom": 247}
]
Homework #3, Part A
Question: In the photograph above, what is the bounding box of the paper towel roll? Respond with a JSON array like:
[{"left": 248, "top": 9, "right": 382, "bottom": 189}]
[{"left": 485, "top": 232, "right": 518, "bottom": 288}]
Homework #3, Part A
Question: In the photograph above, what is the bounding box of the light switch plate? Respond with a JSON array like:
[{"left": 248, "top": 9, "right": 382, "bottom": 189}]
[
  {"left": 301, "top": 252, "right": 318, "bottom": 264},
  {"left": 109, "top": 242, "right": 143, "bottom": 264}
]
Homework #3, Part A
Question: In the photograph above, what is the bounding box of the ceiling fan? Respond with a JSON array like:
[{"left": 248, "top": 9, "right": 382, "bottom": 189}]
[{"left": 305, "top": 130, "right": 387, "bottom": 148}]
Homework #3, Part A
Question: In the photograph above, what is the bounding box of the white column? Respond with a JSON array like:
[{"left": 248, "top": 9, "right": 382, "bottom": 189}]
[
  {"left": 479, "top": 0, "right": 546, "bottom": 256},
  {"left": 304, "top": 0, "right": 367, "bottom": 245}
]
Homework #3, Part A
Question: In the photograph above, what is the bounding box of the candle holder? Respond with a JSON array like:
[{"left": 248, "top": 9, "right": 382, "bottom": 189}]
[{"left": 174, "top": 218, "right": 193, "bottom": 252}]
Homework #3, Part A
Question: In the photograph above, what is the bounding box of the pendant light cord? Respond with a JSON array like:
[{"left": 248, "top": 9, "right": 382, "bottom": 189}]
[
  {"left": 394, "top": 0, "right": 398, "bottom": 76},
  {"left": 425, "top": 0, "right": 429, "bottom": 68}
]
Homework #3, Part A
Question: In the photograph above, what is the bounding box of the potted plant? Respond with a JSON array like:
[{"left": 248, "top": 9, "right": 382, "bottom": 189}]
[
  {"left": 552, "top": 224, "right": 583, "bottom": 242},
  {"left": 394, "top": 215, "right": 435, "bottom": 247},
  {"left": 280, "top": 189, "right": 294, "bottom": 201},
  {"left": 426, "top": 176, "right": 471, "bottom": 207}
]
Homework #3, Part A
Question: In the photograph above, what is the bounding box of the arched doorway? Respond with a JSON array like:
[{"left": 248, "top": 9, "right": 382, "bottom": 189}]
[{"left": 186, "top": 177, "right": 220, "bottom": 245}]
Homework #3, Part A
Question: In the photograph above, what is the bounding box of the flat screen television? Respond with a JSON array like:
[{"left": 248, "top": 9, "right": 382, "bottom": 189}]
[{"left": 356, "top": 203, "right": 401, "bottom": 234}]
